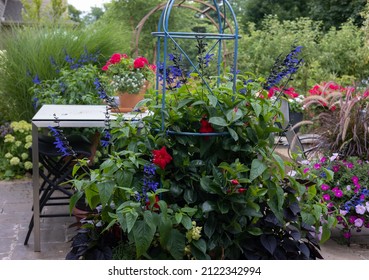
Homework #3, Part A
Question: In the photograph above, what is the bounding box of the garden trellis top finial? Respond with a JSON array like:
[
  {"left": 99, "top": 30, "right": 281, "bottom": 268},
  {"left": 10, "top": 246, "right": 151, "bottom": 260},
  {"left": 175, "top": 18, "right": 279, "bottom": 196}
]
[{"left": 152, "top": 0, "right": 240, "bottom": 95}]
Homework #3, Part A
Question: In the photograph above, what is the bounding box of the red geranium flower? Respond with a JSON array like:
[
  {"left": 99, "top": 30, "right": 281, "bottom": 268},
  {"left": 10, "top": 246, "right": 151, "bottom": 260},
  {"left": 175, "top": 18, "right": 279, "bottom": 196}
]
[
  {"left": 152, "top": 146, "right": 172, "bottom": 169},
  {"left": 110, "top": 53, "right": 123, "bottom": 64},
  {"left": 134, "top": 57, "right": 149, "bottom": 69}
]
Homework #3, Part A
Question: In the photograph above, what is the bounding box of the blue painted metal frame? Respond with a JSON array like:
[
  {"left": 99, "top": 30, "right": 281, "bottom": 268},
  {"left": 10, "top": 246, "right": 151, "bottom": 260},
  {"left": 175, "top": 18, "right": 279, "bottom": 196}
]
[{"left": 152, "top": 0, "right": 240, "bottom": 136}]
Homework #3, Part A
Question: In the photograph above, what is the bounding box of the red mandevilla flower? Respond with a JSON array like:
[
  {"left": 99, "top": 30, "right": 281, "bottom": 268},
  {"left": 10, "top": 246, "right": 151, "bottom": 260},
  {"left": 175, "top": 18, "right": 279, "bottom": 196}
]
[
  {"left": 152, "top": 146, "right": 173, "bottom": 169},
  {"left": 199, "top": 118, "right": 214, "bottom": 134}
]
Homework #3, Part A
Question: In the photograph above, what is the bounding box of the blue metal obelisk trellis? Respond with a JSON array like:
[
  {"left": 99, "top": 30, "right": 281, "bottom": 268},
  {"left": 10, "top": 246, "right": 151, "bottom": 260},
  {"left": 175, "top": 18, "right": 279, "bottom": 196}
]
[{"left": 152, "top": 0, "right": 240, "bottom": 133}]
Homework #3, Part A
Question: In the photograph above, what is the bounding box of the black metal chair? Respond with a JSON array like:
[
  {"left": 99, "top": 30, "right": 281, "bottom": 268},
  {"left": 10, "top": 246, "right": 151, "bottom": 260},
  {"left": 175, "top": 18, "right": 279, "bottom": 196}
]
[{"left": 24, "top": 134, "right": 93, "bottom": 245}]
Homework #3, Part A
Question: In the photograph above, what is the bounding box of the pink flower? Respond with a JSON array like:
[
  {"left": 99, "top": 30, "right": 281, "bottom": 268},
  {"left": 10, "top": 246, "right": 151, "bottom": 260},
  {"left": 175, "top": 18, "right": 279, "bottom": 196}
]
[
  {"left": 321, "top": 184, "right": 330, "bottom": 191},
  {"left": 348, "top": 216, "right": 357, "bottom": 224},
  {"left": 334, "top": 189, "right": 343, "bottom": 198},
  {"left": 343, "top": 232, "right": 351, "bottom": 239},
  {"left": 303, "top": 168, "right": 310, "bottom": 174},
  {"left": 332, "top": 165, "right": 340, "bottom": 172},
  {"left": 346, "top": 162, "right": 354, "bottom": 169},
  {"left": 313, "top": 163, "right": 321, "bottom": 170},
  {"left": 320, "top": 157, "right": 327, "bottom": 163},
  {"left": 352, "top": 176, "right": 359, "bottom": 185},
  {"left": 322, "top": 194, "right": 330, "bottom": 201}
]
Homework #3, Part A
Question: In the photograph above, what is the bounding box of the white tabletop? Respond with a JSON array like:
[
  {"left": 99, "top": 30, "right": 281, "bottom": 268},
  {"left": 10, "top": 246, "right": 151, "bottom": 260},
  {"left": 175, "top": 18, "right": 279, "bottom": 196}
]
[{"left": 32, "top": 104, "right": 149, "bottom": 127}]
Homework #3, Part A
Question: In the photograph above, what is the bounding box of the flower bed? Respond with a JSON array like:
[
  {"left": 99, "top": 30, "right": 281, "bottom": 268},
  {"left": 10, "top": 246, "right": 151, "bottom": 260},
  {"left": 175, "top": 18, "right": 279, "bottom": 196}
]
[{"left": 292, "top": 154, "right": 369, "bottom": 243}]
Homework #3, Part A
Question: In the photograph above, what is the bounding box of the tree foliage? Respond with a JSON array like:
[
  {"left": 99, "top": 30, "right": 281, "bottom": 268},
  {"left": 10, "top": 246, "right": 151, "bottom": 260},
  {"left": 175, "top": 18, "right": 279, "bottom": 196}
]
[
  {"left": 20, "top": 0, "right": 67, "bottom": 24},
  {"left": 239, "top": 0, "right": 367, "bottom": 32}
]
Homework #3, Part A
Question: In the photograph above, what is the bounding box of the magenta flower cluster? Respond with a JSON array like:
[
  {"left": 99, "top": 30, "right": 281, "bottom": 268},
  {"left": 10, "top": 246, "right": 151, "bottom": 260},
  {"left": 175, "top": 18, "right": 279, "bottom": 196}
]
[{"left": 297, "top": 155, "right": 369, "bottom": 240}]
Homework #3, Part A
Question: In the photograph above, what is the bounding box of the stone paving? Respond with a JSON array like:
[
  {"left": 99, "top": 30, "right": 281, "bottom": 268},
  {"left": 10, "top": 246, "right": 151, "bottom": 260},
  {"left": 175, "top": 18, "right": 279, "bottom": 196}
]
[{"left": 1, "top": 178, "right": 369, "bottom": 260}]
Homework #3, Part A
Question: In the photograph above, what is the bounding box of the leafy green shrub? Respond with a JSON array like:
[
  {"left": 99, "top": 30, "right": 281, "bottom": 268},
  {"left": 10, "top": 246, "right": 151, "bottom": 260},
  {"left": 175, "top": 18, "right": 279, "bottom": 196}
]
[
  {"left": 30, "top": 63, "right": 103, "bottom": 109},
  {"left": 0, "top": 121, "right": 32, "bottom": 180},
  {"left": 238, "top": 16, "right": 369, "bottom": 94}
]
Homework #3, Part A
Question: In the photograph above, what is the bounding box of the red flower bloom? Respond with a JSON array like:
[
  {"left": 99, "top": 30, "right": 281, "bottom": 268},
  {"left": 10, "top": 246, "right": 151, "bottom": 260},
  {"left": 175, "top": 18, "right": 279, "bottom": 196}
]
[
  {"left": 152, "top": 146, "right": 172, "bottom": 169},
  {"left": 283, "top": 87, "right": 299, "bottom": 98},
  {"left": 237, "top": 188, "right": 247, "bottom": 193},
  {"left": 267, "top": 87, "right": 279, "bottom": 98},
  {"left": 109, "top": 53, "right": 123, "bottom": 64},
  {"left": 102, "top": 64, "right": 110, "bottom": 71},
  {"left": 199, "top": 118, "right": 214, "bottom": 134},
  {"left": 231, "top": 179, "right": 239, "bottom": 185},
  {"left": 134, "top": 57, "right": 149, "bottom": 69},
  {"left": 146, "top": 195, "right": 160, "bottom": 211}
]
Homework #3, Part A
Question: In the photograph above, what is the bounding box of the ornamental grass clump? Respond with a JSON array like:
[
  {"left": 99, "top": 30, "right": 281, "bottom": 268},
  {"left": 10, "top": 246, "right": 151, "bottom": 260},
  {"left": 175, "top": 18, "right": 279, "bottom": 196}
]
[{"left": 302, "top": 81, "right": 369, "bottom": 158}]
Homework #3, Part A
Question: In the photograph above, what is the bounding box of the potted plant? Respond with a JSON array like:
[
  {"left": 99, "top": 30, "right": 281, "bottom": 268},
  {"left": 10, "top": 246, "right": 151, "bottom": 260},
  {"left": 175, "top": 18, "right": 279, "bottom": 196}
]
[
  {"left": 291, "top": 154, "right": 369, "bottom": 244},
  {"left": 100, "top": 53, "right": 155, "bottom": 112}
]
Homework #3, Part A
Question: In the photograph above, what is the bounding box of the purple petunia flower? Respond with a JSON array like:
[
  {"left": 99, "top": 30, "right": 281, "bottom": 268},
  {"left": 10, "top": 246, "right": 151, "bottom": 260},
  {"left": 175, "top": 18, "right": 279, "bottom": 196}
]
[
  {"left": 343, "top": 232, "right": 351, "bottom": 239},
  {"left": 334, "top": 189, "right": 343, "bottom": 198},
  {"left": 320, "top": 157, "right": 327, "bottom": 163},
  {"left": 349, "top": 216, "right": 357, "bottom": 224},
  {"left": 346, "top": 162, "right": 354, "bottom": 169},
  {"left": 313, "top": 163, "right": 321, "bottom": 170},
  {"left": 355, "top": 204, "right": 366, "bottom": 215},
  {"left": 332, "top": 165, "right": 340, "bottom": 172},
  {"left": 354, "top": 218, "right": 364, "bottom": 227},
  {"left": 322, "top": 194, "right": 330, "bottom": 201},
  {"left": 321, "top": 184, "right": 330, "bottom": 191}
]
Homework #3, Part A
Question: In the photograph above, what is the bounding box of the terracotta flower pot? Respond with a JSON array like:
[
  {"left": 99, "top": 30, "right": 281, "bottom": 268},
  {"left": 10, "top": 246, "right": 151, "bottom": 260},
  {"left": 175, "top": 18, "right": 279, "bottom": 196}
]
[{"left": 116, "top": 81, "right": 149, "bottom": 113}]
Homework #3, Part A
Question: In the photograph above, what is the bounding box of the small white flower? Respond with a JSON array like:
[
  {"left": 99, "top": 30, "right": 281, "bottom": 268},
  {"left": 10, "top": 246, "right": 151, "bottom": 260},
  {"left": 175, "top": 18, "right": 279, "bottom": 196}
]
[
  {"left": 330, "top": 153, "right": 339, "bottom": 162},
  {"left": 355, "top": 204, "right": 366, "bottom": 215}
]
